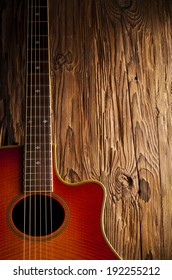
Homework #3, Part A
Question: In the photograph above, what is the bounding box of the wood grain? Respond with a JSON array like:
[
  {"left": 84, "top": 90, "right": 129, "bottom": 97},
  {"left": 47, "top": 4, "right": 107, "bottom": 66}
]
[{"left": 0, "top": 0, "right": 172, "bottom": 259}]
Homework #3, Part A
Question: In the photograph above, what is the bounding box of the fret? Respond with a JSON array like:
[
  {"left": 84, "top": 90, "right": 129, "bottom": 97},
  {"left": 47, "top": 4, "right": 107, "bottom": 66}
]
[
  {"left": 26, "top": 142, "right": 51, "bottom": 146},
  {"left": 28, "top": 21, "right": 47, "bottom": 23},
  {"left": 26, "top": 98, "right": 50, "bottom": 107},
  {"left": 24, "top": 188, "right": 52, "bottom": 192},
  {"left": 26, "top": 115, "right": 50, "bottom": 119},
  {"left": 28, "top": 21, "right": 48, "bottom": 36},
  {"left": 27, "top": 94, "right": 50, "bottom": 97},
  {"left": 26, "top": 135, "right": 51, "bottom": 143},
  {"left": 26, "top": 125, "right": 51, "bottom": 129},
  {"left": 29, "top": 6, "right": 47, "bottom": 7},
  {"left": 25, "top": 159, "right": 52, "bottom": 164},
  {"left": 27, "top": 106, "right": 50, "bottom": 111},
  {"left": 25, "top": 183, "right": 52, "bottom": 188},
  {"left": 26, "top": 124, "right": 51, "bottom": 130},
  {"left": 28, "top": 10, "right": 48, "bottom": 25},
  {"left": 25, "top": 145, "right": 51, "bottom": 151},
  {"left": 28, "top": 48, "right": 48, "bottom": 50},
  {"left": 26, "top": 128, "right": 51, "bottom": 133},
  {"left": 28, "top": 1, "right": 47, "bottom": 7},
  {"left": 26, "top": 125, "right": 51, "bottom": 133},
  {"left": 25, "top": 150, "right": 51, "bottom": 156},
  {"left": 26, "top": 133, "right": 51, "bottom": 136},
  {"left": 25, "top": 155, "right": 52, "bottom": 160},
  {"left": 26, "top": 150, "right": 51, "bottom": 153},
  {"left": 26, "top": 94, "right": 50, "bottom": 99},
  {"left": 26, "top": 146, "right": 51, "bottom": 150},
  {"left": 24, "top": 187, "right": 53, "bottom": 190},
  {"left": 25, "top": 166, "right": 52, "bottom": 171},
  {"left": 26, "top": 106, "right": 50, "bottom": 116},
  {"left": 25, "top": 179, "right": 52, "bottom": 182},
  {"left": 25, "top": 166, "right": 52, "bottom": 174},
  {"left": 26, "top": 148, "right": 52, "bottom": 152},
  {"left": 25, "top": 186, "right": 52, "bottom": 189},
  {"left": 28, "top": 0, "right": 47, "bottom": 6},
  {"left": 27, "top": 92, "right": 50, "bottom": 94},
  {"left": 27, "top": 85, "right": 50, "bottom": 88},
  {"left": 27, "top": 61, "right": 49, "bottom": 74},
  {"left": 27, "top": 106, "right": 50, "bottom": 108},
  {"left": 26, "top": 114, "right": 50, "bottom": 117},
  {"left": 27, "top": 73, "right": 49, "bottom": 85},
  {"left": 27, "top": 99, "right": 51, "bottom": 108},
  {"left": 26, "top": 97, "right": 50, "bottom": 104},
  {"left": 29, "top": 5, "right": 47, "bottom": 7},
  {"left": 25, "top": 142, "right": 51, "bottom": 147},
  {"left": 28, "top": 36, "right": 48, "bottom": 50},
  {"left": 26, "top": 141, "right": 50, "bottom": 145},
  {"left": 25, "top": 149, "right": 52, "bottom": 157},
  {"left": 28, "top": 49, "right": 48, "bottom": 61},
  {"left": 24, "top": 187, "right": 53, "bottom": 194},
  {"left": 26, "top": 133, "right": 51, "bottom": 137},
  {"left": 26, "top": 124, "right": 50, "bottom": 130},
  {"left": 26, "top": 118, "right": 51, "bottom": 124},
  {"left": 26, "top": 115, "right": 50, "bottom": 120},
  {"left": 26, "top": 86, "right": 50, "bottom": 98},
  {"left": 25, "top": 162, "right": 52, "bottom": 168},
  {"left": 27, "top": 61, "right": 48, "bottom": 63},
  {"left": 26, "top": 111, "right": 50, "bottom": 118},
  {"left": 25, "top": 176, "right": 52, "bottom": 182},
  {"left": 26, "top": 132, "right": 51, "bottom": 138},
  {"left": 25, "top": 172, "right": 52, "bottom": 175}
]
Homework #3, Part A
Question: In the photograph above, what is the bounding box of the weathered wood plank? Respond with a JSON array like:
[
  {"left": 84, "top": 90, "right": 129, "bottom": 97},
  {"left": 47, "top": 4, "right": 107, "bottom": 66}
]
[
  {"left": 154, "top": 1, "right": 172, "bottom": 259},
  {"left": 0, "top": 0, "right": 172, "bottom": 259}
]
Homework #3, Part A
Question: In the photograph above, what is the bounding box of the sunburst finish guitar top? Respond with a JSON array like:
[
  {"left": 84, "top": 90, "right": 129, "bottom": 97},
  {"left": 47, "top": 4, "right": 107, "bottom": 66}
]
[
  {"left": 0, "top": 146, "right": 119, "bottom": 259},
  {"left": 0, "top": 0, "right": 120, "bottom": 260}
]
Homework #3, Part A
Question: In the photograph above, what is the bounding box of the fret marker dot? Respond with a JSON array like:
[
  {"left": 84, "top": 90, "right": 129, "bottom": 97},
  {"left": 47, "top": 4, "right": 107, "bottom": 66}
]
[
  {"left": 36, "top": 89, "right": 40, "bottom": 93},
  {"left": 36, "top": 161, "right": 40, "bottom": 165},
  {"left": 36, "top": 66, "right": 40, "bottom": 69},
  {"left": 43, "top": 120, "right": 48, "bottom": 124},
  {"left": 36, "top": 146, "right": 40, "bottom": 150}
]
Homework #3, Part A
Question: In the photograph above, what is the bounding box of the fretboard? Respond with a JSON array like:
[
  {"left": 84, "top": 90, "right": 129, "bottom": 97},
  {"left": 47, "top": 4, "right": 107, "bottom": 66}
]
[{"left": 24, "top": 0, "right": 53, "bottom": 193}]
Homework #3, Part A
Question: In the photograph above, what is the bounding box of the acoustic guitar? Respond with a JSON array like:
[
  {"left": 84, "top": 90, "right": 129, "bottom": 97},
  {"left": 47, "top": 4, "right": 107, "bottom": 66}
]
[{"left": 0, "top": 0, "right": 120, "bottom": 260}]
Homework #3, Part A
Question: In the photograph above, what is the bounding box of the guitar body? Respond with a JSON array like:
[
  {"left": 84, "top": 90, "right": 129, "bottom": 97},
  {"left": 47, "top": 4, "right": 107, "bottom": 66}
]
[{"left": 0, "top": 146, "right": 119, "bottom": 260}]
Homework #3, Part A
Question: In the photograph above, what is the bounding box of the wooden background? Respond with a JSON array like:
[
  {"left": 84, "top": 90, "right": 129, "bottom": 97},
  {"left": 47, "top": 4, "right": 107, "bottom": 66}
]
[{"left": 0, "top": 0, "right": 172, "bottom": 260}]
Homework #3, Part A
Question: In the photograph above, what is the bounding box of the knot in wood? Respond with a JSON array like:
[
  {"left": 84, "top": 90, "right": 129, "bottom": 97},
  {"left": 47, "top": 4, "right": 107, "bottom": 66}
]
[
  {"left": 54, "top": 51, "right": 73, "bottom": 70},
  {"left": 138, "top": 179, "right": 151, "bottom": 203},
  {"left": 56, "top": 54, "right": 66, "bottom": 66},
  {"left": 110, "top": 169, "right": 133, "bottom": 203},
  {"left": 115, "top": 0, "right": 132, "bottom": 9},
  {"left": 115, "top": 168, "right": 133, "bottom": 190}
]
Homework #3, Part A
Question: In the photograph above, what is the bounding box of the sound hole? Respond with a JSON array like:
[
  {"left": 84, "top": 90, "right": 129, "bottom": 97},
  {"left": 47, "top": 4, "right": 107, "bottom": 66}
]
[{"left": 12, "top": 195, "right": 65, "bottom": 237}]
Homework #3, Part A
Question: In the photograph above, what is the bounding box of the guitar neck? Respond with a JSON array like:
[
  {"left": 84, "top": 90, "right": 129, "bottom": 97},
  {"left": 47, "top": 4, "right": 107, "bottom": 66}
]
[{"left": 24, "top": 0, "right": 53, "bottom": 193}]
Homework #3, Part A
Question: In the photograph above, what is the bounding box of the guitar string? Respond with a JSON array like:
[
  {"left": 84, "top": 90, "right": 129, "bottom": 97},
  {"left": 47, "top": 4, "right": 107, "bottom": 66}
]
[
  {"left": 44, "top": 0, "right": 50, "bottom": 259},
  {"left": 43, "top": 0, "right": 48, "bottom": 259},
  {"left": 29, "top": 0, "right": 33, "bottom": 260},
  {"left": 23, "top": 0, "right": 30, "bottom": 260},
  {"left": 34, "top": 0, "right": 37, "bottom": 259},
  {"left": 38, "top": 0, "right": 41, "bottom": 260},
  {"left": 45, "top": 1, "right": 47, "bottom": 259},
  {"left": 47, "top": 0, "right": 53, "bottom": 251}
]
